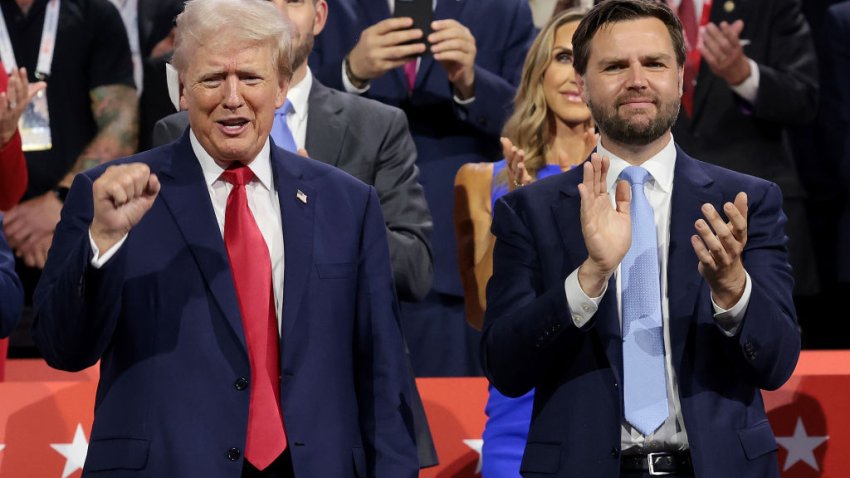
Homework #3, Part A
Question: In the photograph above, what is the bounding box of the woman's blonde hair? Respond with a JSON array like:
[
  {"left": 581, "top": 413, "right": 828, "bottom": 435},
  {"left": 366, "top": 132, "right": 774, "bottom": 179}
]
[{"left": 499, "top": 7, "right": 590, "bottom": 184}]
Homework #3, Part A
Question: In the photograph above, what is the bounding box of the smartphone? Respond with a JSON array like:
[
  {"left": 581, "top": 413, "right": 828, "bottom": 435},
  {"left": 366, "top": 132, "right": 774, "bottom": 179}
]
[{"left": 394, "top": 0, "right": 432, "bottom": 52}]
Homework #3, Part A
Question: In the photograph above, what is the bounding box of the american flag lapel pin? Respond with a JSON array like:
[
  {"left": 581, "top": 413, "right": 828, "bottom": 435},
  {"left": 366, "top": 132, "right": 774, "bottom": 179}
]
[{"left": 296, "top": 189, "right": 307, "bottom": 204}]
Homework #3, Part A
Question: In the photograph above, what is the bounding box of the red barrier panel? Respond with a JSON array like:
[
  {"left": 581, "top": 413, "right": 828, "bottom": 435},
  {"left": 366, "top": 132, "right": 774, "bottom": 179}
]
[{"left": 1, "top": 351, "right": 847, "bottom": 477}]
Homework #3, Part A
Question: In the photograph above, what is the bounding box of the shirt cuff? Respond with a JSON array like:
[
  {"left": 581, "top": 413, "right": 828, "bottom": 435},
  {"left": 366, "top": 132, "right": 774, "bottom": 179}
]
[
  {"left": 729, "top": 59, "right": 760, "bottom": 105},
  {"left": 341, "top": 60, "right": 370, "bottom": 95},
  {"left": 564, "top": 268, "right": 605, "bottom": 329},
  {"left": 711, "top": 271, "right": 752, "bottom": 337},
  {"left": 89, "top": 229, "right": 128, "bottom": 268}
]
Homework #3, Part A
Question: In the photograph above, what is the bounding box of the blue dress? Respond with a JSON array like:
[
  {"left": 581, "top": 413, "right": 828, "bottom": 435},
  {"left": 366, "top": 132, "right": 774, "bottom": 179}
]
[{"left": 482, "top": 160, "right": 562, "bottom": 478}]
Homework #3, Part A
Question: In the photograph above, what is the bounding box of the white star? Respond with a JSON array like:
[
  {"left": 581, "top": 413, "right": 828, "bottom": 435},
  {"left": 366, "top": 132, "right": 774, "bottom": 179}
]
[
  {"left": 775, "top": 417, "right": 828, "bottom": 471},
  {"left": 463, "top": 439, "right": 484, "bottom": 474},
  {"left": 0, "top": 444, "right": 5, "bottom": 452},
  {"left": 50, "top": 423, "right": 89, "bottom": 478}
]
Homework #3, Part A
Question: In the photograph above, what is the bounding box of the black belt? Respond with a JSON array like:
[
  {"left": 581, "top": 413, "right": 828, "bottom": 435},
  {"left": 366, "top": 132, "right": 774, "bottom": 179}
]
[{"left": 620, "top": 451, "right": 693, "bottom": 476}]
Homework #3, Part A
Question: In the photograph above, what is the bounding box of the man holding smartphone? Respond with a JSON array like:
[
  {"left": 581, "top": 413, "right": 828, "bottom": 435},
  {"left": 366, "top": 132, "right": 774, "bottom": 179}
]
[{"left": 310, "top": 0, "right": 535, "bottom": 378}]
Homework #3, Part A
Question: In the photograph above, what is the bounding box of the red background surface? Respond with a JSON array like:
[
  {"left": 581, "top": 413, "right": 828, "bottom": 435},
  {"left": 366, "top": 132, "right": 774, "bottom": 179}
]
[{"left": 0, "top": 351, "right": 846, "bottom": 477}]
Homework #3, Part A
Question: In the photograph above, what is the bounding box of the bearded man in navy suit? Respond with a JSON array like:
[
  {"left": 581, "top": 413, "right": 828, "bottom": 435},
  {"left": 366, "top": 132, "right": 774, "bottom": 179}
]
[{"left": 482, "top": 1, "right": 800, "bottom": 476}]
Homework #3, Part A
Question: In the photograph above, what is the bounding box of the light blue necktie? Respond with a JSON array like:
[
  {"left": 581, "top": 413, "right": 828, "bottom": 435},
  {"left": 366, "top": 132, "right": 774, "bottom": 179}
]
[
  {"left": 270, "top": 99, "right": 296, "bottom": 152},
  {"left": 620, "top": 166, "right": 669, "bottom": 436}
]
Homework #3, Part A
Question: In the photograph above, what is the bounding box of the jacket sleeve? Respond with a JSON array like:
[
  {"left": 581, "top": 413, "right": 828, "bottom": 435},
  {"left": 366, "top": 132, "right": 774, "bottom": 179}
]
[
  {"left": 31, "top": 172, "right": 127, "bottom": 371},
  {"left": 725, "top": 182, "right": 801, "bottom": 390},
  {"left": 751, "top": 0, "right": 818, "bottom": 124},
  {"left": 353, "top": 187, "right": 419, "bottom": 478},
  {"left": 374, "top": 108, "right": 433, "bottom": 302},
  {"left": 482, "top": 195, "right": 598, "bottom": 398}
]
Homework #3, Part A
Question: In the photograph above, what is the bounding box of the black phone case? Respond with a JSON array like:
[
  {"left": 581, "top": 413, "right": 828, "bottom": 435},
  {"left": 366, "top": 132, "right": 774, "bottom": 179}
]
[{"left": 394, "top": 0, "right": 432, "bottom": 51}]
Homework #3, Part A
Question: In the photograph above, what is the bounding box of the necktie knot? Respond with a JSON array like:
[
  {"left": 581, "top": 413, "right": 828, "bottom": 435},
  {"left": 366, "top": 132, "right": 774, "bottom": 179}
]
[
  {"left": 221, "top": 163, "right": 254, "bottom": 187},
  {"left": 620, "top": 165, "right": 651, "bottom": 186},
  {"left": 277, "top": 99, "right": 293, "bottom": 117}
]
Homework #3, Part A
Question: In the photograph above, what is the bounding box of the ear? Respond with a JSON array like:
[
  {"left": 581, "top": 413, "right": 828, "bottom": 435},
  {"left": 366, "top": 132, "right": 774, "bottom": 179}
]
[
  {"left": 576, "top": 73, "right": 589, "bottom": 104},
  {"left": 677, "top": 65, "right": 684, "bottom": 97},
  {"left": 313, "top": 0, "right": 328, "bottom": 36},
  {"left": 178, "top": 78, "right": 189, "bottom": 111},
  {"left": 275, "top": 77, "right": 289, "bottom": 109}
]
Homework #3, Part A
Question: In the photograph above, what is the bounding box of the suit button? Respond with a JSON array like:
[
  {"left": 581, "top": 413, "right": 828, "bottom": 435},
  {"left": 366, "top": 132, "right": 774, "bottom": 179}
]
[
  {"left": 227, "top": 447, "right": 241, "bottom": 461},
  {"left": 611, "top": 446, "right": 619, "bottom": 457},
  {"left": 234, "top": 377, "right": 248, "bottom": 391}
]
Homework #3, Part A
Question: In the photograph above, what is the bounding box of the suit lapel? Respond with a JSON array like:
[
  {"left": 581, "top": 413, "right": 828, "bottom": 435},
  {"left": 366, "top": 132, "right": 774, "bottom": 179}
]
[
  {"left": 271, "top": 147, "right": 316, "bottom": 340},
  {"left": 156, "top": 133, "right": 247, "bottom": 352},
  {"left": 552, "top": 175, "right": 623, "bottom": 382},
  {"left": 667, "top": 148, "right": 720, "bottom": 370},
  {"left": 305, "top": 81, "right": 347, "bottom": 167}
]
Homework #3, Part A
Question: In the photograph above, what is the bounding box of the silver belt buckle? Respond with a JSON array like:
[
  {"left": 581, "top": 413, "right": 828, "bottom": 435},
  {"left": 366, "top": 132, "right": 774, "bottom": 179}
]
[{"left": 646, "top": 452, "right": 674, "bottom": 476}]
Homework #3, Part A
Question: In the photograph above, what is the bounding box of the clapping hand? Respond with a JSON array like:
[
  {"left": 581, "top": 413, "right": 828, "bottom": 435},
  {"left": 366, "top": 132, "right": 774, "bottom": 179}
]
[
  {"left": 0, "top": 67, "right": 46, "bottom": 145},
  {"left": 691, "top": 192, "right": 749, "bottom": 308}
]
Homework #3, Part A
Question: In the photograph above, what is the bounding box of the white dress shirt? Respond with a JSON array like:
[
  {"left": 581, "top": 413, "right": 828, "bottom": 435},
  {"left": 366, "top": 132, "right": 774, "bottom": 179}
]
[
  {"left": 90, "top": 132, "right": 286, "bottom": 332},
  {"left": 562, "top": 134, "right": 752, "bottom": 452},
  {"left": 283, "top": 68, "right": 312, "bottom": 150}
]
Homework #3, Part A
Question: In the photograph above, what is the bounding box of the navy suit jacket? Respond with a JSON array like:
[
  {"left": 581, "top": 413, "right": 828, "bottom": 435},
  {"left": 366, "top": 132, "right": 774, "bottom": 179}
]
[
  {"left": 310, "top": 0, "right": 534, "bottom": 297},
  {"left": 32, "top": 133, "right": 418, "bottom": 477},
  {"left": 482, "top": 147, "right": 800, "bottom": 477}
]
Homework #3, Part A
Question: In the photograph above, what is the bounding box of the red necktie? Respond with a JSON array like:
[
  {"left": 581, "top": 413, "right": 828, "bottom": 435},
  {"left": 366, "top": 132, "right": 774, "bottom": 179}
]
[
  {"left": 221, "top": 164, "right": 286, "bottom": 470},
  {"left": 679, "top": 0, "right": 699, "bottom": 116},
  {"left": 403, "top": 59, "right": 417, "bottom": 93}
]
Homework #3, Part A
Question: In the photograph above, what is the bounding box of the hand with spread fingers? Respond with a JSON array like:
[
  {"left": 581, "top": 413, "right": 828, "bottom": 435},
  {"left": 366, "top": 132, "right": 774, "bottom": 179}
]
[
  {"left": 347, "top": 17, "right": 427, "bottom": 83},
  {"left": 576, "top": 153, "right": 632, "bottom": 297},
  {"left": 699, "top": 20, "right": 751, "bottom": 86},
  {"left": 691, "top": 191, "right": 749, "bottom": 309},
  {"left": 0, "top": 67, "right": 46, "bottom": 146}
]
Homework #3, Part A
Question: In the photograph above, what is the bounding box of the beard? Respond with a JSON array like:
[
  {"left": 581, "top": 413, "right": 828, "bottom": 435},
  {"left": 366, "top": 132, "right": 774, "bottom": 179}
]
[
  {"left": 588, "top": 92, "right": 680, "bottom": 146},
  {"left": 290, "top": 31, "right": 315, "bottom": 74}
]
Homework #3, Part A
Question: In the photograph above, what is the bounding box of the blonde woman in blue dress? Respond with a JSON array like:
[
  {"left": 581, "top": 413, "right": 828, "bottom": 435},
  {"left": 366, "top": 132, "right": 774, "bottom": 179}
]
[{"left": 453, "top": 8, "right": 595, "bottom": 477}]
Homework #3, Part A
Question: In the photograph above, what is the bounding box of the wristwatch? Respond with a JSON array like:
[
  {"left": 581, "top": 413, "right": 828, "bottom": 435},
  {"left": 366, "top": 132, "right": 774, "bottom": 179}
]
[{"left": 344, "top": 54, "right": 369, "bottom": 89}]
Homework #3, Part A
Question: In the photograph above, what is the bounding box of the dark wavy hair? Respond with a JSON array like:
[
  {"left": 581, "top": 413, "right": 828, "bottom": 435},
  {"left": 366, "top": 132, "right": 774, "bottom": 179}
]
[{"left": 572, "top": 0, "right": 686, "bottom": 75}]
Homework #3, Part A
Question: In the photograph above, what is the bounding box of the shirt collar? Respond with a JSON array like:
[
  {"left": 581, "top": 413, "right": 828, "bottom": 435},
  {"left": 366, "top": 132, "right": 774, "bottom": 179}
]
[
  {"left": 189, "top": 129, "right": 274, "bottom": 192},
  {"left": 276, "top": 67, "right": 312, "bottom": 120},
  {"left": 599, "top": 134, "right": 677, "bottom": 193}
]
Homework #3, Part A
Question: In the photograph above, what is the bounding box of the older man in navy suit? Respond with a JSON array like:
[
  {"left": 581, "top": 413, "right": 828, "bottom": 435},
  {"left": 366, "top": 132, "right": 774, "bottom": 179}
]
[
  {"left": 482, "top": 1, "right": 800, "bottom": 476},
  {"left": 32, "top": 0, "right": 418, "bottom": 476}
]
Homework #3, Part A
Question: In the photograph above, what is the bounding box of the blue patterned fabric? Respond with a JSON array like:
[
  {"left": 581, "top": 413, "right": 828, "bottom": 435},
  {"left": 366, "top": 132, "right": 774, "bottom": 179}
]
[{"left": 619, "top": 166, "right": 669, "bottom": 435}]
